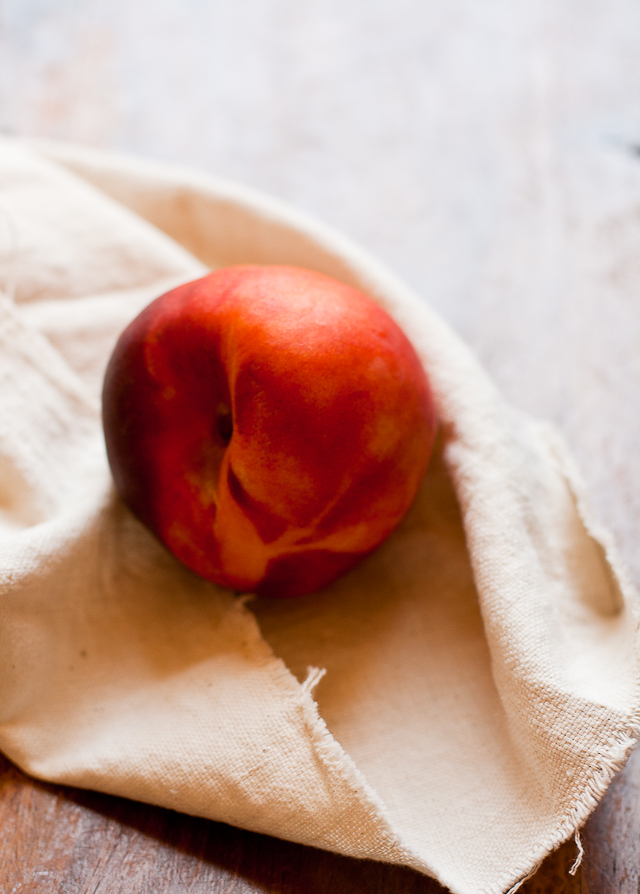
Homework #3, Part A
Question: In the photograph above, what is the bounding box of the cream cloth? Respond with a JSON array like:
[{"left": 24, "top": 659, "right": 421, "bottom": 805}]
[{"left": 0, "top": 137, "right": 638, "bottom": 894}]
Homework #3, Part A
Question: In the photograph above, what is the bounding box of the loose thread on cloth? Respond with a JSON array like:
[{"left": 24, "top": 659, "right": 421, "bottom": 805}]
[
  {"left": 505, "top": 830, "right": 583, "bottom": 893},
  {"left": 302, "top": 666, "right": 327, "bottom": 696},
  {"left": 569, "top": 830, "right": 584, "bottom": 875}
]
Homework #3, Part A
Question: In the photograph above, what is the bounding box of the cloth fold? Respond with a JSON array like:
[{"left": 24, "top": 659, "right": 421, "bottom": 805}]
[{"left": 0, "top": 137, "right": 638, "bottom": 894}]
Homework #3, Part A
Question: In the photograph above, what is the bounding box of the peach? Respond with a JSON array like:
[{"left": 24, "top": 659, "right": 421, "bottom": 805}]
[{"left": 102, "top": 266, "right": 436, "bottom": 598}]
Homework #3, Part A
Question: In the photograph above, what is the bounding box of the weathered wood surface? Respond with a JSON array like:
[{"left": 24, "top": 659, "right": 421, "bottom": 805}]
[
  {"left": 1, "top": 0, "right": 640, "bottom": 891},
  {"left": 0, "top": 748, "right": 584, "bottom": 894},
  {"left": 1, "top": 742, "right": 629, "bottom": 894}
]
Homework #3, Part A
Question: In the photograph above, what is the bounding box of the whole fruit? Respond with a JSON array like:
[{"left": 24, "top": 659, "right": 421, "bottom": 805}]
[{"left": 102, "top": 265, "right": 437, "bottom": 598}]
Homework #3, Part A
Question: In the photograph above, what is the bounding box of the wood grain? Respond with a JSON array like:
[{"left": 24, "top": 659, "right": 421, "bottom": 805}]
[
  {"left": 0, "top": 745, "right": 594, "bottom": 893},
  {"left": 1, "top": 0, "right": 640, "bottom": 890},
  {"left": 0, "top": 751, "right": 443, "bottom": 894}
]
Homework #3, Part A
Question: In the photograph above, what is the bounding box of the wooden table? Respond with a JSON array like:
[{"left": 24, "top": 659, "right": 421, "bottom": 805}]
[
  {"left": 1, "top": 745, "right": 638, "bottom": 892},
  {"left": 2, "top": 0, "right": 640, "bottom": 890}
]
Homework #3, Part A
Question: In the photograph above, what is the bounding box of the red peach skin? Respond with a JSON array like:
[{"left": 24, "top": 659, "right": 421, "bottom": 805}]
[{"left": 102, "top": 265, "right": 437, "bottom": 598}]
